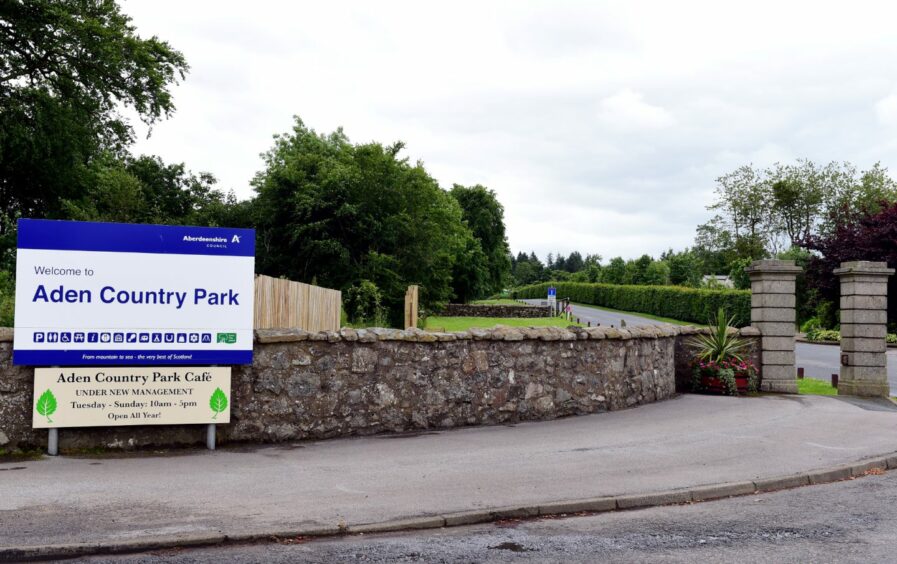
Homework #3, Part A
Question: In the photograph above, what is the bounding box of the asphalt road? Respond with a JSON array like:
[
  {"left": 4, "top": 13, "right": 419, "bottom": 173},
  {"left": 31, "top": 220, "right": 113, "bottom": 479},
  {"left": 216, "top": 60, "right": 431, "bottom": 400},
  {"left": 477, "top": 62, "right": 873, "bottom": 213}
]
[
  {"left": 520, "top": 299, "right": 670, "bottom": 328},
  {"left": 522, "top": 299, "right": 897, "bottom": 391},
  {"left": 84, "top": 470, "right": 897, "bottom": 563}
]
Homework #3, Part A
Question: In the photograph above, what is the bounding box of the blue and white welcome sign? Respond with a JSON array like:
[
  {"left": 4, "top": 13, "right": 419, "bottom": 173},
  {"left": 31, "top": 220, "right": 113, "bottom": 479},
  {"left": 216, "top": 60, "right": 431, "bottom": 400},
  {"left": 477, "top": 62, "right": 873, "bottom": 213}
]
[{"left": 14, "top": 219, "right": 255, "bottom": 366}]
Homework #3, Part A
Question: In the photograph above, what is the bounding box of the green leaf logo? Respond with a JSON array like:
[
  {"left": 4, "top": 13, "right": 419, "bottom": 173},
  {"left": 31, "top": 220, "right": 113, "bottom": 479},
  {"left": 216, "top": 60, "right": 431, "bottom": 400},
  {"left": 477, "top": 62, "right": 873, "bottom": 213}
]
[
  {"left": 209, "top": 387, "right": 228, "bottom": 419},
  {"left": 36, "top": 389, "right": 57, "bottom": 424}
]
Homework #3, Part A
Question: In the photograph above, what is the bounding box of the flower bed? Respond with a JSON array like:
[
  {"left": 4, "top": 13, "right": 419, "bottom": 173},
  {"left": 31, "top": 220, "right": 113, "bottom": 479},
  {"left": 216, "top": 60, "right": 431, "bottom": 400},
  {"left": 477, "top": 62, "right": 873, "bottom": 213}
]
[{"left": 691, "top": 359, "right": 759, "bottom": 396}]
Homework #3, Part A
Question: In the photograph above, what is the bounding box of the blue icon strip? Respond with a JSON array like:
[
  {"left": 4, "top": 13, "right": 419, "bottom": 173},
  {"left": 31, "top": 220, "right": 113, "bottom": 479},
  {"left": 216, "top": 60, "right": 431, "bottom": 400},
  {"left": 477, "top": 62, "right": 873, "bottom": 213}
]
[{"left": 14, "top": 349, "right": 251, "bottom": 365}]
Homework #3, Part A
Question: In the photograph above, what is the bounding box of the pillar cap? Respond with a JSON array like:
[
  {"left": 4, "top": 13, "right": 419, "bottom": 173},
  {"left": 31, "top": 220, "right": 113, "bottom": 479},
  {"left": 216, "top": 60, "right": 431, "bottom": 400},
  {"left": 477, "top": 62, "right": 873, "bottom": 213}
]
[
  {"left": 744, "top": 259, "right": 802, "bottom": 275},
  {"left": 833, "top": 261, "right": 895, "bottom": 277}
]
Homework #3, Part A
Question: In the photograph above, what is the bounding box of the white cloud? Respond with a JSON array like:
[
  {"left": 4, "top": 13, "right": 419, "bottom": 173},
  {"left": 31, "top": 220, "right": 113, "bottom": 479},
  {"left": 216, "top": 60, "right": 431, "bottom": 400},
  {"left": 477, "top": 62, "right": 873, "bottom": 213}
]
[
  {"left": 875, "top": 92, "right": 897, "bottom": 126},
  {"left": 597, "top": 89, "right": 675, "bottom": 130},
  {"left": 122, "top": 0, "right": 897, "bottom": 260}
]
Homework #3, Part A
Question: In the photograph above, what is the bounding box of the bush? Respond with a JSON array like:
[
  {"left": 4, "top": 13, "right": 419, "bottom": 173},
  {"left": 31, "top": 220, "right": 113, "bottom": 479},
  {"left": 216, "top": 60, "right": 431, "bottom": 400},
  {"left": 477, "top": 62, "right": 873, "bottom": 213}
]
[
  {"left": 512, "top": 282, "right": 751, "bottom": 327},
  {"left": 815, "top": 300, "right": 838, "bottom": 330},
  {"left": 0, "top": 271, "right": 13, "bottom": 327},
  {"left": 805, "top": 328, "right": 841, "bottom": 342},
  {"left": 344, "top": 280, "right": 387, "bottom": 327},
  {"left": 800, "top": 317, "right": 822, "bottom": 334}
]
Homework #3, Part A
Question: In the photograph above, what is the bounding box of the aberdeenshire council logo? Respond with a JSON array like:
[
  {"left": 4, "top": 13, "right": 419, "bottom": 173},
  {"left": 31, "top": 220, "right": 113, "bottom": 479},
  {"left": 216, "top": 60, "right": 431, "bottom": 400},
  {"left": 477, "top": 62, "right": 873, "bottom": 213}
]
[
  {"left": 182, "top": 233, "right": 241, "bottom": 248},
  {"left": 182, "top": 234, "right": 241, "bottom": 244}
]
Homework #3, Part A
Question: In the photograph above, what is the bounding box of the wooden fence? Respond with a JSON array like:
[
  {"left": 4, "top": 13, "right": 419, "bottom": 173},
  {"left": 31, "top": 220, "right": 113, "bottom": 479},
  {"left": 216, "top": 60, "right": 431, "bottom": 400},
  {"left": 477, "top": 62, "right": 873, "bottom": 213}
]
[{"left": 254, "top": 275, "right": 341, "bottom": 331}]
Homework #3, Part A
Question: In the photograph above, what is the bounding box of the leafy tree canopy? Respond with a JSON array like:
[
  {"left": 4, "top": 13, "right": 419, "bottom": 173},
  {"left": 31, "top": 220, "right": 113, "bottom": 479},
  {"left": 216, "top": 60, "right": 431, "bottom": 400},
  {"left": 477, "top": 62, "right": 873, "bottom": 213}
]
[
  {"left": 0, "top": 0, "right": 188, "bottom": 265},
  {"left": 449, "top": 184, "right": 512, "bottom": 295},
  {"left": 251, "top": 117, "right": 473, "bottom": 320}
]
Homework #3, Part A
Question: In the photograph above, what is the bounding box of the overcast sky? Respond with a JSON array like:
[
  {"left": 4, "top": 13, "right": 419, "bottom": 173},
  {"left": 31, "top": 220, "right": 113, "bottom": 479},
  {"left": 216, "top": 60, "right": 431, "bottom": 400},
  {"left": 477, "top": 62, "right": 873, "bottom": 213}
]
[{"left": 125, "top": 1, "right": 897, "bottom": 261}]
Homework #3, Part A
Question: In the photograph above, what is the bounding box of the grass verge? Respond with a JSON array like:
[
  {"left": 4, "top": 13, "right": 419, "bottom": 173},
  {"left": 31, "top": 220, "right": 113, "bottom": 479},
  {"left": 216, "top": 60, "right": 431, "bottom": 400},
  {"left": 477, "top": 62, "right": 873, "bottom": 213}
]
[
  {"left": 424, "top": 316, "right": 582, "bottom": 332},
  {"left": 797, "top": 377, "right": 838, "bottom": 396}
]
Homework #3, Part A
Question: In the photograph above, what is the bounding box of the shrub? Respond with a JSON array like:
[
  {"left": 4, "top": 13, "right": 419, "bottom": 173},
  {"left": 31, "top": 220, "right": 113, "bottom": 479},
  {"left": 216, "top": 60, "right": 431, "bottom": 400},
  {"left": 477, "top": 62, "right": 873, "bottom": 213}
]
[
  {"left": 800, "top": 317, "right": 822, "bottom": 334},
  {"left": 805, "top": 328, "right": 841, "bottom": 342},
  {"left": 687, "top": 308, "right": 750, "bottom": 362},
  {"left": 511, "top": 282, "right": 751, "bottom": 326},
  {"left": 344, "top": 280, "right": 387, "bottom": 327},
  {"left": 0, "top": 271, "right": 13, "bottom": 327},
  {"left": 815, "top": 300, "right": 838, "bottom": 329}
]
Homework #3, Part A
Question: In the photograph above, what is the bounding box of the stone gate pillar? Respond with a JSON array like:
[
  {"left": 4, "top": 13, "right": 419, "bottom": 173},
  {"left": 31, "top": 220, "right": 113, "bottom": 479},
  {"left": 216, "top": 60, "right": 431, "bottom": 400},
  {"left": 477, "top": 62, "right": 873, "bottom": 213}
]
[
  {"left": 746, "top": 260, "right": 801, "bottom": 393},
  {"left": 835, "top": 261, "right": 894, "bottom": 397}
]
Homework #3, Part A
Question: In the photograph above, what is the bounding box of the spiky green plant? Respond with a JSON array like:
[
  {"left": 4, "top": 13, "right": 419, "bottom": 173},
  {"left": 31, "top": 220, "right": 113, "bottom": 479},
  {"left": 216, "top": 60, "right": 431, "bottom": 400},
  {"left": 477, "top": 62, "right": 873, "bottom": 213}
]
[{"left": 688, "top": 308, "right": 749, "bottom": 363}]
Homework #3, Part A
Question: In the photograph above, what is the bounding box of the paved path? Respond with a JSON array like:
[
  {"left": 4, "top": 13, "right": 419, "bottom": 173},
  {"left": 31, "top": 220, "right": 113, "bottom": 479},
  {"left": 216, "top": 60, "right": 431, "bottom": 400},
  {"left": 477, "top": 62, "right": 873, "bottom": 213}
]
[
  {"left": 520, "top": 299, "right": 668, "bottom": 328},
  {"left": 3, "top": 394, "right": 897, "bottom": 552},
  {"left": 88, "top": 471, "right": 897, "bottom": 563}
]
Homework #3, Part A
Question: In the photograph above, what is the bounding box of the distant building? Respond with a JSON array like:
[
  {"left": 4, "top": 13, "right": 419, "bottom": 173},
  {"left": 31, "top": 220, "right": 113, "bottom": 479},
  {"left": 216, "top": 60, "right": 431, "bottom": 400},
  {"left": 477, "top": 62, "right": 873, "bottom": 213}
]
[{"left": 702, "top": 275, "right": 735, "bottom": 288}]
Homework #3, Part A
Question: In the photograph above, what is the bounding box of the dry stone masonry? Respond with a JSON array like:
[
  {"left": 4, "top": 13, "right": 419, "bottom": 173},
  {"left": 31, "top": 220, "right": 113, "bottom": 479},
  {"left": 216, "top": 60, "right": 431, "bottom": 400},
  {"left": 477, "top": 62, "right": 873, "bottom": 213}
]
[
  {"left": 0, "top": 325, "right": 759, "bottom": 451},
  {"left": 836, "top": 261, "right": 894, "bottom": 397},
  {"left": 746, "top": 260, "right": 801, "bottom": 393}
]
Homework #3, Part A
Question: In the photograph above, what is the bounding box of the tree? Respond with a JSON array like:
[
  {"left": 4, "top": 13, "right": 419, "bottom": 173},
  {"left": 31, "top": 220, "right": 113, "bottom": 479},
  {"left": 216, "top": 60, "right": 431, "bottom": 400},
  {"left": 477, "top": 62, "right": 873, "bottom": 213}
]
[
  {"left": 804, "top": 202, "right": 897, "bottom": 325},
  {"left": 601, "top": 257, "right": 626, "bottom": 284},
  {"left": 251, "top": 117, "right": 470, "bottom": 321},
  {"left": 666, "top": 249, "right": 703, "bottom": 287},
  {"left": 708, "top": 165, "right": 774, "bottom": 254},
  {"left": 643, "top": 260, "right": 670, "bottom": 285},
  {"left": 554, "top": 253, "right": 566, "bottom": 272},
  {"left": 449, "top": 184, "right": 512, "bottom": 295},
  {"left": 693, "top": 216, "right": 738, "bottom": 274},
  {"left": 0, "top": 0, "right": 188, "bottom": 266},
  {"left": 511, "top": 251, "right": 545, "bottom": 286},
  {"left": 61, "top": 154, "right": 236, "bottom": 227},
  {"left": 623, "top": 255, "right": 653, "bottom": 285},
  {"left": 584, "top": 253, "right": 602, "bottom": 268},
  {"left": 450, "top": 234, "right": 490, "bottom": 303},
  {"left": 727, "top": 257, "right": 753, "bottom": 291},
  {"left": 564, "top": 251, "right": 584, "bottom": 273},
  {"left": 700, "top": 160, "right": 897, "bottom": 262}
]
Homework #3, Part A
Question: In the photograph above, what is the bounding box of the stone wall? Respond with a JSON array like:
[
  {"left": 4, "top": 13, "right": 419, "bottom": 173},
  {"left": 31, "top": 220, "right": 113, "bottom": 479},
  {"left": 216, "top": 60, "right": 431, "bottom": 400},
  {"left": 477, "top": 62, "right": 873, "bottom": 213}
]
[
  {"left": 439, "top": 304, "right": 552, "bottom": 318},
  {"left": 0, "top": 325, "right": 759, "bottom": 451}
]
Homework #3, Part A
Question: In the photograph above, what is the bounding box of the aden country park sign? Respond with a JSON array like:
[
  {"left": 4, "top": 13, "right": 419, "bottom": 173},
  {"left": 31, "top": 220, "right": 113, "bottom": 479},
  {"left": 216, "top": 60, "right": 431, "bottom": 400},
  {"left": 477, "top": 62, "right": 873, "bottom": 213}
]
[{"left": 13, "top": 219, "right": 254, "bottom": 429}]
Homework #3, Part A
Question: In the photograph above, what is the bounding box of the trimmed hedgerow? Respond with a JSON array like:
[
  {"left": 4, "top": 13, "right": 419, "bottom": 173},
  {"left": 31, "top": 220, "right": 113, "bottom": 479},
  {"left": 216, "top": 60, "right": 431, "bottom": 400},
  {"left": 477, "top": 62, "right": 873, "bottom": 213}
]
[{"left": 511, "top": 282, "right": 751, "bottom": 327}]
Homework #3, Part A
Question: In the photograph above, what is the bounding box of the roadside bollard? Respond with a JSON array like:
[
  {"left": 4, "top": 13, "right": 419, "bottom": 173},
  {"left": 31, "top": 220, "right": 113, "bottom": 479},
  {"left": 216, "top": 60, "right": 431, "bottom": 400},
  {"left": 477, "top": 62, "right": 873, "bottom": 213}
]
[
  {"left": 832, "top": 373, "right": 839, "bottom": 388},
  {"left": 797, "top": 367, "right": 804, "bottom": 379}
]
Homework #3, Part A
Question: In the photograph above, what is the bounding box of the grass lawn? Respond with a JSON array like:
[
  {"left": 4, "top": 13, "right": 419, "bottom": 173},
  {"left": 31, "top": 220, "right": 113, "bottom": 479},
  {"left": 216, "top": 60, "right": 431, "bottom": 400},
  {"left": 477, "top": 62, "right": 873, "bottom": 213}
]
[
  {"left": 471, "top": 299, "right": 527, "bottom": 306},
  {"left": 569, "top": 302, "right": 694, "bottom": 326},
  {"left": 797, "top": 377, "right": 838, "bottom": 396},
  {"left": 424, "top": 315, "right": 582, "bottom": 332}
]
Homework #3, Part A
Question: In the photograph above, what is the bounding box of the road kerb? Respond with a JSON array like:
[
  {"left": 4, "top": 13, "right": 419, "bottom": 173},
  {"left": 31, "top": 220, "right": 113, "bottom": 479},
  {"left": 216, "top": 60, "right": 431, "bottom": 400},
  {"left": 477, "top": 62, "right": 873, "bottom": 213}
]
[
  {"left": 689, "top": 481, "right": 756, "bottom": 501},
  {"left": 1, "top": 534, "right": 228, "bottom": 562},
  {"left": 850, "top": 458, "right": 888, "bottom": 477},
  {"left": 615, "top": 489, "right": 692, "bottom": 509},
  {"left": 807, "top": 464, "right": 854, "bottom": 484},
  {"left": 350, "top": 516, "right": 446, "bottom": 534},
  {"left": 537, "top": 497, "right": 616, "bottom": 515},
  {"left": 442, "top": 505, "right": 540, "bottom": 527},
  {"left": 753, "top": 474, "right": 811, "bottom": 492}
]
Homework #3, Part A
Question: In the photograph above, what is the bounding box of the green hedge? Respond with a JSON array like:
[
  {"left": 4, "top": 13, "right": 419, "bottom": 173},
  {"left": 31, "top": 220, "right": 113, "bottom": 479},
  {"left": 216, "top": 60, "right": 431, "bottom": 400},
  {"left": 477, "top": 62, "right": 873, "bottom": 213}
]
[{"left": 512, "top": 282, "right": 751, "bottom": 327}]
